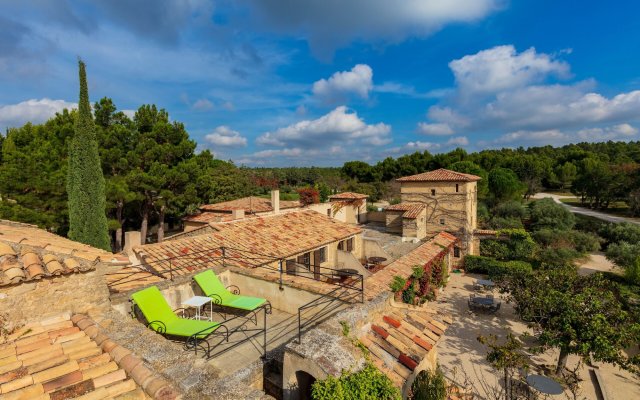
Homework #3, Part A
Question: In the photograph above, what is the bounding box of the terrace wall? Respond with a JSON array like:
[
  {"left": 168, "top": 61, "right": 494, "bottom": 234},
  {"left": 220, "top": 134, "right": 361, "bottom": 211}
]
[{"left": 0, "top": 268, "right": 112, "bottom": 327}]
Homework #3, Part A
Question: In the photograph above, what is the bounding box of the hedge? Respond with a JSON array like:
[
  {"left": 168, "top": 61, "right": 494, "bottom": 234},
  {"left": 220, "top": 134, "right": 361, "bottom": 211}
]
[{"left": 464, "top": 255, "right": 532, "bottom": 278}]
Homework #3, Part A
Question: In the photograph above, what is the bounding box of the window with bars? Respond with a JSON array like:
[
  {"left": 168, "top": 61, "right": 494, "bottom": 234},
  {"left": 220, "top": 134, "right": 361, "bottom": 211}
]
[
  {"left": 337, "top": 240, "right": 344, "bottom": 251},
  {"left": 346, "top": 238, "right": 354, "bottom": 252}
]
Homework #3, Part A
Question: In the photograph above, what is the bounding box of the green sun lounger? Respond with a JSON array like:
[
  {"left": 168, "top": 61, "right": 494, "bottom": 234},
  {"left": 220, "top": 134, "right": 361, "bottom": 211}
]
[
  {"left": 193, "top": 270, "right": 270, "bottom": 312},
  {"left": 131, "top": 285, "right": 228, "bottom": 355}
]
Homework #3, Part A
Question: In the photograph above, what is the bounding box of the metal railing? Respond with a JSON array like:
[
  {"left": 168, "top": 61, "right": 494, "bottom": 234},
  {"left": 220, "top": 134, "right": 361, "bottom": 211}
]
[
  {"left": 109, "top": 244, "right": 365, "bottom": 299},
  {"left": 296, "top": 285, "right": 363, "bottom": 343}
]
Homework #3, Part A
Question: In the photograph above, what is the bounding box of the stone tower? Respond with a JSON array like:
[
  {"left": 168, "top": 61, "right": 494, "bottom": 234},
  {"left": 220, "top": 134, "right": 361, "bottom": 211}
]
[{"left": 391, "top": 168, "right": 480, "bottom": 255}]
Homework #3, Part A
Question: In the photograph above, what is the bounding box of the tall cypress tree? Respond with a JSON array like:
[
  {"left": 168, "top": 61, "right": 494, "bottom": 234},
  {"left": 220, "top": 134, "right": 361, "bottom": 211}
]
[{"left": 67, "top": 60, "right": 111, "bottom": 251}]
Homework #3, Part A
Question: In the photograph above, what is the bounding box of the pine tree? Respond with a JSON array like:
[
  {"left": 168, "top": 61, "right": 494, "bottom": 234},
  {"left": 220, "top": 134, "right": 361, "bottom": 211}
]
[{"left": 67, "top": 60, "right": 111, "bottom": 251}]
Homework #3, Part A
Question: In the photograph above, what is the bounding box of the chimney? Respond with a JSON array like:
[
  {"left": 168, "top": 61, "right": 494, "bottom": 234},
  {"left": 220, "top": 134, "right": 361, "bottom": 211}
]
[
  {"left": 232, "top": 209, "right": 245, "bottom": 220},
  {"left": 271, "top": 189, "right": 280, "bottom": 214}
]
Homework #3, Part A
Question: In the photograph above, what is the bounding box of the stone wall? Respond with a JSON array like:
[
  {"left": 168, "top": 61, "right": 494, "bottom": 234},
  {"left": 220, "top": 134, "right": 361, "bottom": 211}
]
[
  {"left": 367, "top": 211, "right": 386, "bottom": 223},
  {"left": 0, "top": 267, "right": 113, "bottom": 327},
  {"left": 386, "top": 211, "right": 404, "bottom": 234}
]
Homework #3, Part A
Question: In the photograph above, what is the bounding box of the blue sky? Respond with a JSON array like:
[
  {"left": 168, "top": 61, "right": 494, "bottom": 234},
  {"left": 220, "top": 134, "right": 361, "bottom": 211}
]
[{"left": 1, "top": 0, "right": 639, "bottom": 166}]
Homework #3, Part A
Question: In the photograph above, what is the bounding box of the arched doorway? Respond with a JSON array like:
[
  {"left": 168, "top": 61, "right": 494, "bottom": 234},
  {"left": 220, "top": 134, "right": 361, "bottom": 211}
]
[{"left": 295, "top": 370, "right": 316, "bottom": 400}]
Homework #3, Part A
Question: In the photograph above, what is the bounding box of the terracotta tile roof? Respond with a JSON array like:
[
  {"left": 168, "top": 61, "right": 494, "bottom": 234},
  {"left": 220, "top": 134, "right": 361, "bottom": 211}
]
[
  {"left": 396, "top": 168, "right": 481, "bottom": 182},
  {"left": 0, "top": 220, "right": 125, "bottom": 264},
  {"left": 360, "top": 309, "right": 451, "bottom": 388},
  {"left": 0, "top": 313, "right": 178, "bottom": 399},
  {"left": 0, "top": 220, "right": 128, "bottom": 287},
  {"left": 198, "top": 196, "right": 301, "bottom": 213},
  {"left": 328, "top": 192, "right": 369, "bottom": 200},
  {"left": 384, "top": 203, "right": 425, "bottom": 219},
  {"left": 182, "top": 213, "right": 237, "bottom": 224},
  {"left": 107, "top": 210, "right": 361, "bottom": 293},
  {"left": 365, "top": 232, "right": 457, "bottom": 300}
]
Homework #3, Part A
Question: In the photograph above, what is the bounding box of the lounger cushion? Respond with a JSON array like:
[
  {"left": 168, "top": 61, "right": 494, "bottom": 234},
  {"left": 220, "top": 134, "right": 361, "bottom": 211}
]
[
  {"left": 131, "top": 285, "right": 220, "bottom": 338},
  {"left": 165, "top": 319, "right": 220, "bottom": 338},
  {"left": 225, "top": 296, "right": 266, "bottom": 311},
  {"left": 194, "top": 270, "right": 266, "bottom": 311}
]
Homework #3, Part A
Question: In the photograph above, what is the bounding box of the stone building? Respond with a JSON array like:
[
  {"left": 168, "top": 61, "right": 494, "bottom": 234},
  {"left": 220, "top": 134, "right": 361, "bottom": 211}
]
[
  {"left": 0, "top": 206, "right": 457, "bottom": 399},
  {"left": 327, "top": 192, "right": 369, "bottom": 224},
  {"left": 385, "top": 168, "right": 481, "bottom": 256},
  {"left": 182, "top": 190, "right": 368, "bottom": 232}
]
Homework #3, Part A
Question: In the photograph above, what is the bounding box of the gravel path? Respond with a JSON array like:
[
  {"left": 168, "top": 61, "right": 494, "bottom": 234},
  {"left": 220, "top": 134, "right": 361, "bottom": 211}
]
[{"left": 533, "top": 193, "right": 640, "bottom": 225}]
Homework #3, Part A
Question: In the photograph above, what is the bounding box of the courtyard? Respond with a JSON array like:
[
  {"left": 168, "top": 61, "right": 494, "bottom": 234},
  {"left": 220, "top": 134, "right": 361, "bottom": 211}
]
[{"left": 434, "top": 270, "right": 640, "bottom": 399}]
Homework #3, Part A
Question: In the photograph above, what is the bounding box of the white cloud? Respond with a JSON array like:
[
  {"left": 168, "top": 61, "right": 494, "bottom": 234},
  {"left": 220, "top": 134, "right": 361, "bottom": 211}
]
[
  {"left": 449, "top": 45, "right": 570, "bottom": 95},
  {"left": 492, "top": 124, "right": 638, "bottom": 147},
  {"left": 577, "top": 123, "right": 638, "bottom": 141},
  {"left": 495, "top": 129, "right": 567, "bottom": 144},
  {"left": 256, "top": 105, "right": 391, "bottom": 147},
  {"left": 373, "top": 82, "right": 452, "bottom": 99},
  {"left": 417, "top": 122, "right": 454, "bottom": 136},
  {"left": 417, "top": 45, "right": 640, "bottom": 143},
  {"left": 252, "top": 148, "right": 305, "bottom": 158},
  {"left": 192, "top": 98, "right": 214, "bottom": 111},
  {"left": 312, "top": 64, "right": 373, "bottom": 103},
  {"left": 249, "top": 0, "right": 501, "bottom": 58},
  {"left": 0, "top": 98, "right": 76, "bottom": 130},
  {"left": 389, "top": 136, "right": 469, "bottom": 154},
  {"left": 204, "top": 126, "right": 248, "bottom": 147}
]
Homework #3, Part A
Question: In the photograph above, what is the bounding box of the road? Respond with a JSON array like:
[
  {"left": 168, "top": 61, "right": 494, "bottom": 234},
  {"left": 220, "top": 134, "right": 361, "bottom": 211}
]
[{"left": 533, "top": 193, "right": 640, "bottom": 225}]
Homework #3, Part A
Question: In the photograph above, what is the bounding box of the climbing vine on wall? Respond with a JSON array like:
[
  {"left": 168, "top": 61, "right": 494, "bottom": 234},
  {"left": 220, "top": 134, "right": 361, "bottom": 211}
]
[{"left": 390, "top": 249, "right": 449, "bottom": 305}]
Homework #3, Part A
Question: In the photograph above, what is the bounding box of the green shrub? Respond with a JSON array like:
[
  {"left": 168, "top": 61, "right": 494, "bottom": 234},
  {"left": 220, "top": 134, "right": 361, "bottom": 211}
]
[
  {"left": 412, "top": 265, "right": 425, "bottom": 280},
  {"left": 464, "top": 255, "right": 532, "bottom": 278},
  {"left": 487, "top": 216, "right": 524, "bottom": 229},
  {"left": 480, "top": 229, "right": 536, "bottom": 261},
  {"left": 480, "top": 240, "right": 511, "bottom": 259},
  {"left": 389, "top": 276, "right": 407, "bottom": 293},
  {"left": 312, "top": 363, "right": 401, "bottom": 400},
  {"left": 491, "top": 260, "right": 533, "bottom": 279},
  {"left": 534, "top": 229, "right": 600, "bottom": 253},
  {"left": 410, "top": 366, "right": 447, "bottom": 400},
  {"left": 536, "top": 247, "right": 581, "bottom": 268},
  {"left": 367, "top": 204, "right": 379, "bottom": 212},
  {"left": 529, "top": 198, "right": 575, "bottom": 231},
  {"left": 569, "top": 230, "right": 601, "bottom": 253},
  {"left": 402, "top": 281, "right": 417, "bottom": 304},
  {"left": 493, "top": 200, "right": 527, "bottom": 219},
  {"left": 598, "top": 222, "right": 640, "bottom": 246}
]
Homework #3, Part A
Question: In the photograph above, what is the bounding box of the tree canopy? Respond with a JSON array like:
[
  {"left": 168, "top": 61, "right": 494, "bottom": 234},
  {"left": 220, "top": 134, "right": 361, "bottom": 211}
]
[{"left": 501, "top": 267, "right": 640, "bottom": 374}]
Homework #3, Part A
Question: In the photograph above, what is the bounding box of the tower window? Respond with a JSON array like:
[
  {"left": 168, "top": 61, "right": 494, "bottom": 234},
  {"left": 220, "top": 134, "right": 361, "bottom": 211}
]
[
  {"left": 440, "top": 218, "right": 445, "bottom": 225},
  {"left": 431, "top": 189, "right": 436, "bottom": 196},
  {"left": 455, "top": 184, "right": 459, "bottom": 192}
]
